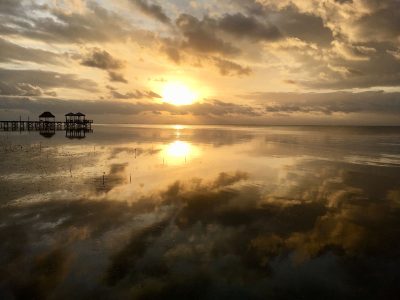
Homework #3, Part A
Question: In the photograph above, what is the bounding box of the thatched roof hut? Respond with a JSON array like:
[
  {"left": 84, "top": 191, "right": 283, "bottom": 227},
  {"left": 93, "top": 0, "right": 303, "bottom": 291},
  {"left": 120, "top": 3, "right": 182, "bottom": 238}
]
[{"left": 39, "top": 111, "right": 55, "bottom": 121}]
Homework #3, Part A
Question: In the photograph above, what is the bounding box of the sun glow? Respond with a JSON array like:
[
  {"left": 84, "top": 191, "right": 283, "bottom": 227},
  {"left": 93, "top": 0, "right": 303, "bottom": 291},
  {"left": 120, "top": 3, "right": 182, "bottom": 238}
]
[
  {"left": 163, "top": 140, "right": 200, "bottom": 165},
  {"left": 166, "top": 141, "right": 191, "bottom": 158},
  {"left": 162, "top": 82, "right": 197, "bottom": 106}
]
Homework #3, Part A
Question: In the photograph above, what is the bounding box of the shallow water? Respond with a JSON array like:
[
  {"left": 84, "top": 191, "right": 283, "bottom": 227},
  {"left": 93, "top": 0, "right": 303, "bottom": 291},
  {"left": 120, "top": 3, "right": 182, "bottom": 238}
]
[{"left": 1, "top": 125, "right": 400, "bottom": 299}]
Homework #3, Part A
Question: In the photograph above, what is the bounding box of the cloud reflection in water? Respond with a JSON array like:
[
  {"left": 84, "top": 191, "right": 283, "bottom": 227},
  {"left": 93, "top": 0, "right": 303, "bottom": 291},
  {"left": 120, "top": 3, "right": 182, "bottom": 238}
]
[{"left": 0, "top": 125, "right": 400, "bottom": 299}]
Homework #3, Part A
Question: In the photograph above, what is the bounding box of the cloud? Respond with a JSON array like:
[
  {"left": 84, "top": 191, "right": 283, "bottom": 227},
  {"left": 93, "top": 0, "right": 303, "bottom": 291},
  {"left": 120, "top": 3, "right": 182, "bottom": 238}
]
[
  {"left": 162, "top": 44, "right": 181, "bottom": 63},
  {"left": 106, "top": 218, "right": 171, "bottom": 285},
  {"left": 176, "top": 14, "right": 240, "bottom": 56},
  {"left": 130, "top": 0, "right": 171, "bottom": 24},
  {"left": 0, "top": 2, "right": 132, "bottom": 44},
  {"left": 232, "top": 1, "right": 333, "bottom": 46},
  {"left": 238, "top": 0, "right": 400, "bottom": 89},
  {"left": 1, "top": 151, "right": 400, "bottom": 298},
  {"left": 0, "top": 82, "right": 44, "bottom": 97},
  {"left": 212, "top": 57, "right": 252, "bottom": 76},
  {"left": 263, "top": 36, "right": 400, "bottom": 89},
  {"left": 174, "top": 12, "right": 280, "bottom": 56},
  {"left": 108, "top": 71, "right": 128, "bottom": 83},
  {"left": 0, "top": 96, "right": 259, "bottom": 117},
  {"left": 110, "top": 89, "right": 161, "bottom": 100},
  {"left": 0, "top": 37, "right": 61, "bottom": 65},
  {"left": 81, "top": 48, "right": 124, "bottom": 70},
  {"left": 250, "top": 91, "right": 400, "bottom": 115},
  {"left": 273, "top": 5, "right": 334, "bottom": 46},
  {"left": 80, "top": 48, "right": 128, "bottom": 83},
  {"left": 218, "top": 13, "right": 281, "bottom": 41},
  {"left": 0, "top": 68, "right": 98, "bottom": 93},
  {"left": 387, "top": 48, "right": 400, "bottom": 60},
  {"left": 91, "top": 163, "right": 128, "bottom": 194},
  {"left": 0, "top": 0, "right": 399, "bottom": 119},
  {"left": 352, "top": 0, "right": 400, "bottom": 42}
]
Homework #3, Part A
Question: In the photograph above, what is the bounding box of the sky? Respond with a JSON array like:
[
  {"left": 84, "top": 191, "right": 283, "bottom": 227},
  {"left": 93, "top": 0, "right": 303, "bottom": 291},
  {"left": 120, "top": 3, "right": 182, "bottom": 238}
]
[{"left": 0, "top": 0, "right": 400, "bottom": 125}]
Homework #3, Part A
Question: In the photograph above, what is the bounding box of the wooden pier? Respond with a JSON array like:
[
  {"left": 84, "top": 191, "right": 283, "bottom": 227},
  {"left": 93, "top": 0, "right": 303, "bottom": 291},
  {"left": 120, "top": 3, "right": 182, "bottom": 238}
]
[
  {"left": 0, "top": 111, "right": 93, "bottom": 132},
  {"left": 0, "top": 120, "right": 93, "bottom": 131}
]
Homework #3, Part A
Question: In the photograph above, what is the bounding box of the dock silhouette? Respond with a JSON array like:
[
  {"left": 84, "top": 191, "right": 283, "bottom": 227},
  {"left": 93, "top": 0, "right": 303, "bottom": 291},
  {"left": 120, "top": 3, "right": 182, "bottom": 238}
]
[
  {"left": 0, "top": 111, "right": 93, "bottom": 131},
  {"left": 0, "top": 111, "right": 93, "bottom": 139}
]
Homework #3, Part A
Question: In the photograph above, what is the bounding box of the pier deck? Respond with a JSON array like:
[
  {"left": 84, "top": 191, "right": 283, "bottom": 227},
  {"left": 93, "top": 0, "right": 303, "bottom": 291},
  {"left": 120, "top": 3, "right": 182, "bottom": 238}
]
[{"left": 0, "top": 120, "right": 93, "bottom": 131}]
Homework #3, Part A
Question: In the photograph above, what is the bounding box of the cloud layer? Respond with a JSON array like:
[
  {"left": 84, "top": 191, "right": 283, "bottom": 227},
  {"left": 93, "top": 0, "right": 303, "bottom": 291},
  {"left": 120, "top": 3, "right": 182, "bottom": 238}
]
[{"left": 0, "top": 0, "right": 399, "bottom": 124}]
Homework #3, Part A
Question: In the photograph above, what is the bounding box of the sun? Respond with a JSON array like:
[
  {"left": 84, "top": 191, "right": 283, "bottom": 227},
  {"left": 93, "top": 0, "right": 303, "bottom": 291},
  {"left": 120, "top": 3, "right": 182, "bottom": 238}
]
[{"left": 162, "top": 82, "right": 197, "bottom": 106}]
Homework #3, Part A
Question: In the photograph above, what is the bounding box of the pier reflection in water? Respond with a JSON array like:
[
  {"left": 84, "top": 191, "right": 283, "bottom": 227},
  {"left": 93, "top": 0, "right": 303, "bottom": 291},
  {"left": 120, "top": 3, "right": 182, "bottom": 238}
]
[{"left": 37, "top": 128, "right": 92, "bottom": 139}]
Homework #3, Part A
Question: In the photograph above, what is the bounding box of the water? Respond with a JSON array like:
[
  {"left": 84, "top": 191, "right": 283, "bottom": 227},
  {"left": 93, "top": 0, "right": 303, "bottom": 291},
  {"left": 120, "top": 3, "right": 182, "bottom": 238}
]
[{"left": 1, "top": 125, "right": 400, "bottom": 299}]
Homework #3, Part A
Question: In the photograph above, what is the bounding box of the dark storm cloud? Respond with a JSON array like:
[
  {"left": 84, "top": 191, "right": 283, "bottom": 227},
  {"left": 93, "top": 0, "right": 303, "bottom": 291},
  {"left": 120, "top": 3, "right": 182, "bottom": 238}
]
[
  {"left": 130, "top": 0, "right": 171, "bottom": 24},
  {"left": 0, "top": 68, "right": 97, "bottom": 93},
  {"left": 81, "top": 48, "right": 124, "bottom": 70},
  {"left": 0, "top": 97, "right": 259, "bottom": 117},
  {"left": 250, "top": 91, "right": 400, "bottom": 115},
  {"left": 0, "top": 37, "right": 61, "bottom": 64},
  {"left": 218, "top": 13, "right": 281, "bottom": 41}
]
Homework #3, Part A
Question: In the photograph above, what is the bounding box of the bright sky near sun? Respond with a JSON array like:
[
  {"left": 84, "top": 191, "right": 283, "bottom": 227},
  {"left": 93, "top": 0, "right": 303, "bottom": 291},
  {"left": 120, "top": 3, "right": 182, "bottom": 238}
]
[
  {"left": 162, "top": 82, "right": 198, "bottom": 106},
  {"left": 0, "top": 0, "right": 400, "bottom": 125}
]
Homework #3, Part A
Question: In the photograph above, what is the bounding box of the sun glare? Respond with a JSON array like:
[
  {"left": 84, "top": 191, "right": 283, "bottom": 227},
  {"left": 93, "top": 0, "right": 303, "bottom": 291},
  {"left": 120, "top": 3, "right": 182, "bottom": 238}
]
[
  {"left": 166, "top": 141, "right": 191, "bottom": 158},
  {"left": 162, "top": 82, "right": 197, "bottom": 106},
  {"left": 162, "top": 140, "right": 200, "bottom": 165}
]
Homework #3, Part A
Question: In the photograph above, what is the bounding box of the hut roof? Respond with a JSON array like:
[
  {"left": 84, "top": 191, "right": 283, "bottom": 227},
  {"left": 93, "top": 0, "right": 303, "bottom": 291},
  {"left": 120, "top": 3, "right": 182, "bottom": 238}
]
[
  {"left": 65, "top": 112, "right": 75, "bottom": 116},
  {"left": 39, "top": 111, "right": 55, "bottom": 118},
  {"left": 75, "top": 112, "right": 86, "bottom": 116}
]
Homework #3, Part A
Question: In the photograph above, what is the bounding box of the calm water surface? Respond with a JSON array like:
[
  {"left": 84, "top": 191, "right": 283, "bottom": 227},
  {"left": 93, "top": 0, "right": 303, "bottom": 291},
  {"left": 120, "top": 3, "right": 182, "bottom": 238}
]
[{"left": 1, "top": 125, "right": 400, "bottom": 299}]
